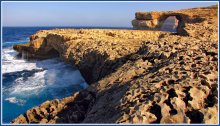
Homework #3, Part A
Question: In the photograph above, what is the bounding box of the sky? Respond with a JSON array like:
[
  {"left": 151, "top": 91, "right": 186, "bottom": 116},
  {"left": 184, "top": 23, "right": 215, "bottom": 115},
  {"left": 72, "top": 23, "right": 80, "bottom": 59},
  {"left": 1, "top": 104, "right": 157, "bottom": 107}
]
[{"left": 2, "top": 1, "right": 218, "bottom": 27}]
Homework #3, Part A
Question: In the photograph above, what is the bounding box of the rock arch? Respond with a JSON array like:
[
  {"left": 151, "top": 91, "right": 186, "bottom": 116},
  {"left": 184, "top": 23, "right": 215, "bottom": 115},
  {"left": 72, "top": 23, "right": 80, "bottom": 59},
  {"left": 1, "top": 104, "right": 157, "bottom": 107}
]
[
  {"left": 159, "top": 14, "right": 187, "bottom": 35},
  {"left": 132, "top": 12, "right": 188, "bottom": 36},
  {"left": 160, "top": 16, "right": 179, "bottom": 32}
]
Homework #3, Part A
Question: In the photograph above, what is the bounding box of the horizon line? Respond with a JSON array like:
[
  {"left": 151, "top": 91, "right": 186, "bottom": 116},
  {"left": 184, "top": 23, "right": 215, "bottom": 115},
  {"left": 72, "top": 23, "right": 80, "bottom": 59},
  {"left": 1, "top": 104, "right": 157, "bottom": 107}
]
[{"left": 2, "top": 26, "right": 133, "bottom": 27}]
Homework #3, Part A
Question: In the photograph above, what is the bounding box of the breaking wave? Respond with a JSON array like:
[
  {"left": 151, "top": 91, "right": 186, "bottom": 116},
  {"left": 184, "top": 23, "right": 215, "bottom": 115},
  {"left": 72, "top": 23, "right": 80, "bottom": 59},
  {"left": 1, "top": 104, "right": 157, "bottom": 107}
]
[{"left": 2, "top": 47, "right": 88, "bottom": 123}]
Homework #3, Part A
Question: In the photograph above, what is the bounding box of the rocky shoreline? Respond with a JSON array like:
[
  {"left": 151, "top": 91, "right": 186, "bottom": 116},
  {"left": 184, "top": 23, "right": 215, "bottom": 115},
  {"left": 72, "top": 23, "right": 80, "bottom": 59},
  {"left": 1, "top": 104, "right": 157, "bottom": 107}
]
[{"left": 11, "top": 5, "right": 218, "bottom": 124}]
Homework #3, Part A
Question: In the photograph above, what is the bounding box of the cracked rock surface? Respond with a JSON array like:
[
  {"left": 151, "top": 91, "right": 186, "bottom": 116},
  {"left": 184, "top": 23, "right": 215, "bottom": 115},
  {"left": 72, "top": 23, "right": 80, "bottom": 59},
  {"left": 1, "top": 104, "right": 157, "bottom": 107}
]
[{"left": 12, "top": 5, "right": 218, "bottom": 124}]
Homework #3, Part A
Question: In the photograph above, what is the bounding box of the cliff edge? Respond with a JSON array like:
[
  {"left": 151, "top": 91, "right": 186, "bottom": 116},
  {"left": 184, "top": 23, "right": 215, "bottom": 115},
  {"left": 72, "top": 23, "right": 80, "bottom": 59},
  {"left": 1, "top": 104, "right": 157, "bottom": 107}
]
[{"left": 12, "top": 5, "right": 218, "bottom": 124}]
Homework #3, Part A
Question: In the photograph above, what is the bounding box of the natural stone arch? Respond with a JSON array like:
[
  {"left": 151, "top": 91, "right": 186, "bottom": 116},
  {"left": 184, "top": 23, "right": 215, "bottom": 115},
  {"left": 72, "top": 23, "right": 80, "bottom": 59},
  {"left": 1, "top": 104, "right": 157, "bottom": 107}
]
[
  {"left": 160, "top": 16, "right": 179, "bottom": 32},
  {"left": 132, "top": 12, "right": 189, "bottom": 36},
  {"left": 158, "top": 14, "right": 188, "bottom": 35}
]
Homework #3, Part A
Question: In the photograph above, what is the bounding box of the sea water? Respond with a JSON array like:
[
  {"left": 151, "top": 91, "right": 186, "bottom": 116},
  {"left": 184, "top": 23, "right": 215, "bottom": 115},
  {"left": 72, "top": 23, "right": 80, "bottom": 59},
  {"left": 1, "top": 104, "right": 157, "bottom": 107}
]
[{"left": 2, "top": 27, "right": 88, "bottom": 123}]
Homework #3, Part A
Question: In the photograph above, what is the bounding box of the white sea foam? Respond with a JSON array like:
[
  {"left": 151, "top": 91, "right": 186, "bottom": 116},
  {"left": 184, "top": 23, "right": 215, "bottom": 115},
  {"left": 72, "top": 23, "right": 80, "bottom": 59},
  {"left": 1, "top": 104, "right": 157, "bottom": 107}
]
[
  {"left": 5, "top": 97, "right": 26, "bottom": 106},
  {"left": 2, "top": 48, "right": 37, "bottom": 73},
  {"left": 2, "top": 47, "right": 88, "bottom": 99},
  {"left": 46, "top": 69, "right": 57, "bottom": 85},
  {"left": 8, "top": 71, "right": 47, "bottom": 95}
]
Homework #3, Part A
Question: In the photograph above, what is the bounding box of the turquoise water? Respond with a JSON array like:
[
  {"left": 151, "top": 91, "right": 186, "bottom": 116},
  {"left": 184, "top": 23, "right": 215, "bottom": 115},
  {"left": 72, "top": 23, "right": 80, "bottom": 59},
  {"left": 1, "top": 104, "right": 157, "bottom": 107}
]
[{"left": 2, "top": 27, "right": 88, "bottom": 123}]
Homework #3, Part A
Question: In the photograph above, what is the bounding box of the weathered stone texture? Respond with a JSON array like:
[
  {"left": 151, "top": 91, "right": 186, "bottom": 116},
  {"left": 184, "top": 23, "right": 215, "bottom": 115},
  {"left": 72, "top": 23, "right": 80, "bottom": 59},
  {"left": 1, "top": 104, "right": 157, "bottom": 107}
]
[{"left": 12, "top": 5, "right": 218, "bottom": 124}]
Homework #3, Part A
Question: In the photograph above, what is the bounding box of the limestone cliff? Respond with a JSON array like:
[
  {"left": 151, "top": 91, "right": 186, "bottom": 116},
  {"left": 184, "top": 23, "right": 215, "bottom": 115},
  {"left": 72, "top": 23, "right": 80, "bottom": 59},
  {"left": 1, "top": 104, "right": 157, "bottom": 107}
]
[
  {"left": 12, "top": 5, "right": 218, "bottom": 124},
  {"left": 132, "top": 4, "right": 218, "bottom": 37}
]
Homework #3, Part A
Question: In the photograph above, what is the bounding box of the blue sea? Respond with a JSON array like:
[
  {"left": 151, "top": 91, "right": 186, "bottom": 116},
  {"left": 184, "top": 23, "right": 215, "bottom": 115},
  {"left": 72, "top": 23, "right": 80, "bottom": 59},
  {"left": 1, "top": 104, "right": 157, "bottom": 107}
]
[{"left": 2, "top": 27, "right": 97, "bottom": 123}]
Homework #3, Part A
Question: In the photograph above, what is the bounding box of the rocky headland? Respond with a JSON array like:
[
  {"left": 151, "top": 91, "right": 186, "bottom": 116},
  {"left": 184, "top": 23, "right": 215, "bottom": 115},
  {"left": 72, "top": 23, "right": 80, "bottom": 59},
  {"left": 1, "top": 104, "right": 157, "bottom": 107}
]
[{"left": 12, "top": 5, "right": 218, "bottom": 124}]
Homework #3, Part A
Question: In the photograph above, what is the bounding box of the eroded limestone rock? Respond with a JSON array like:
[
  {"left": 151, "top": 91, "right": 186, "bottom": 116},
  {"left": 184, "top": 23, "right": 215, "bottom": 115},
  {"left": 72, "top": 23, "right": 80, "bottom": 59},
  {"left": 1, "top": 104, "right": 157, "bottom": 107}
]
[{"left": 12, "top": 4, "right": 218, "bottom": 124}]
